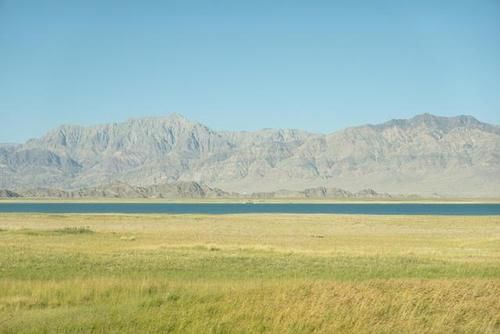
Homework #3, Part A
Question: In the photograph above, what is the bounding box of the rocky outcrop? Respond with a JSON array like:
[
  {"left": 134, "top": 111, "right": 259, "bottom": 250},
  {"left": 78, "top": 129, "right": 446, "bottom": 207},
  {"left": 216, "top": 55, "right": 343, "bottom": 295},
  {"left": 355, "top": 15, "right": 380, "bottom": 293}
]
[
  {"left": 19, "top": 181, "right": 230, "bottom": 199},
  {"left": 251, "top": 187, "right": 391, "bottom": 199},
  {"left": 14, "top": 183, "right": 391, "bottom": 199},
  {"left": 0, "top": 189, "right": 21, "bottom": 198}
]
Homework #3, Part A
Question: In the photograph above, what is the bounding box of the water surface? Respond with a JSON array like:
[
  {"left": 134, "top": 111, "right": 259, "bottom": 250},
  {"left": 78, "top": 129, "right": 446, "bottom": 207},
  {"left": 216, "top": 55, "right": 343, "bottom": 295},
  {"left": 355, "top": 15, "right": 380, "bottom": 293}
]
[{"left": 0, "top": 203, "right": 499, "bottom": 215}]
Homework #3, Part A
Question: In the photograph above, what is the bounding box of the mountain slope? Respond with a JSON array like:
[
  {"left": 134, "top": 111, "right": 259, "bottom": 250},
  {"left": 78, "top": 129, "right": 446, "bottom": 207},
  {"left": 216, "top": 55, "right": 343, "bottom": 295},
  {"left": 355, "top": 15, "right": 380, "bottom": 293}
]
[
  {"left": 19, "top": 181, "right": 230, "bottom": 199},
  {"left": 0, "top": 189, "right": 21, "bottom": 198},
  {"left": 1, "top": 113, "right": 499, "bottom": 196}
]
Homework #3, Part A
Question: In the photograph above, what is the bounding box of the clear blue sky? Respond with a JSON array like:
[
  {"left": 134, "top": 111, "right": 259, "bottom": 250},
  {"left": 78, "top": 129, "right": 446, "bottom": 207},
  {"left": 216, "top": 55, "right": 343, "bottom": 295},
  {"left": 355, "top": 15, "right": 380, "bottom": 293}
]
[{"left": 1, "top": 0, "right": 499, "bottom": 143}]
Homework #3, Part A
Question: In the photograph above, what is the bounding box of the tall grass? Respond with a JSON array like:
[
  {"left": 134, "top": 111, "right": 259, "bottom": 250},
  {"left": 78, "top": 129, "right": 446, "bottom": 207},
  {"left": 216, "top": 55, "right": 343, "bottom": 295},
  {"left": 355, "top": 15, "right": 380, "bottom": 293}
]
[{"left": 0, "top": 213, "right": 499, "bottom": 333}]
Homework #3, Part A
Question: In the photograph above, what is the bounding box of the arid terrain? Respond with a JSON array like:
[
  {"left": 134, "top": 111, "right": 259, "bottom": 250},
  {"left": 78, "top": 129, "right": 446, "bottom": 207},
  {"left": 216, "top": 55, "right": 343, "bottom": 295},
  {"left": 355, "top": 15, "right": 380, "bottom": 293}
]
[{"left": 2, "top": 113, "right": 499, "bottom": 197}]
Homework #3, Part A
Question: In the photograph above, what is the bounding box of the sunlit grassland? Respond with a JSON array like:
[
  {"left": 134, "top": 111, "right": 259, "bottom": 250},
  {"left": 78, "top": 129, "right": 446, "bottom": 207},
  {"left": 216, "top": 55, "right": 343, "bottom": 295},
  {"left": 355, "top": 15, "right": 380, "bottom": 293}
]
[{"left": 0, "top": 214, "right": 499, "bottom": 333}]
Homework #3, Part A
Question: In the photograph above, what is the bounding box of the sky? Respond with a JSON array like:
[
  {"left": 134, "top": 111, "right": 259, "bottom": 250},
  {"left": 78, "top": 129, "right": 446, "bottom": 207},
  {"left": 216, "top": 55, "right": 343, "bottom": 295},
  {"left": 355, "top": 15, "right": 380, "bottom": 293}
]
[{"left": 0, "top": 0, "right": 499, "bottom": 143}]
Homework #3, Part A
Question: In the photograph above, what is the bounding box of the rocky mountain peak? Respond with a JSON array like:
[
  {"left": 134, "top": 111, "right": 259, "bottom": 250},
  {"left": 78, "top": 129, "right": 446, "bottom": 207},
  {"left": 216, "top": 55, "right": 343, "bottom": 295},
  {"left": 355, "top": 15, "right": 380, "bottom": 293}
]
[
  {"left": 1, "top": 113, "right": 499, "bottom": 197},
  {"left": 373, "top": 113, "right": 489, "bottom": 134}
]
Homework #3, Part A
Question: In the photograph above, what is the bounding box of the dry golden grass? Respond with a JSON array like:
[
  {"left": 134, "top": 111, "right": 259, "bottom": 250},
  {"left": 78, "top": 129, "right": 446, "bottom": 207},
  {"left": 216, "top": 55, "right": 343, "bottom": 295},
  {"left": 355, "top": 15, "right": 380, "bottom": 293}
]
[{"left": 0, "top": 213, "right": 499, "bottom": 333}]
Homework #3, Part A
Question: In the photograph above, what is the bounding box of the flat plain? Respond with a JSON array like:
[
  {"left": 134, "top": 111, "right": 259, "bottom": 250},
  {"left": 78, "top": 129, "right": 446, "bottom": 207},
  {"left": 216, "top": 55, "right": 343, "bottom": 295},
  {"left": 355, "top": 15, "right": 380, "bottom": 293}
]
[{"left": 0, "top": 213, "right": 499, "bottom": 333}]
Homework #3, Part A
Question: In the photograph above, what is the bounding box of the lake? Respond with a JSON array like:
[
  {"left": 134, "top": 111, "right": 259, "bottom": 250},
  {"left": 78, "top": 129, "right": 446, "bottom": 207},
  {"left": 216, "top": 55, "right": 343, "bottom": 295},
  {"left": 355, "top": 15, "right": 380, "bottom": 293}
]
[{"left": 0, "top": 202, "right": 499, "bottom": 215}]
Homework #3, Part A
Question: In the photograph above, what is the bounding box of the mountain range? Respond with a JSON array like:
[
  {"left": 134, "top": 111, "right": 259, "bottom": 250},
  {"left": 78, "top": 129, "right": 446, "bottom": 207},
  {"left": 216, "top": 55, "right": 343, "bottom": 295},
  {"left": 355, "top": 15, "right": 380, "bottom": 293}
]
[
  {"left": 1, "top": 113, "right": 499, "bottom": 197},
  {"left": 1, "top": 181, "right": 392, "bottom": 200}
]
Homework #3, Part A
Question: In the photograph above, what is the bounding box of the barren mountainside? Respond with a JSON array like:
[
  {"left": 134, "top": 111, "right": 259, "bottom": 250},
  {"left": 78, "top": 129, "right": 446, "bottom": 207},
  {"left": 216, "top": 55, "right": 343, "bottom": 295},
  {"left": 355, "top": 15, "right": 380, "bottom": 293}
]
[
  {"left": 10, "top": 182, "right": 389, "bottom": 199},
  {"left": 1, "top": 113, "right": 499, "bottom": 197}
]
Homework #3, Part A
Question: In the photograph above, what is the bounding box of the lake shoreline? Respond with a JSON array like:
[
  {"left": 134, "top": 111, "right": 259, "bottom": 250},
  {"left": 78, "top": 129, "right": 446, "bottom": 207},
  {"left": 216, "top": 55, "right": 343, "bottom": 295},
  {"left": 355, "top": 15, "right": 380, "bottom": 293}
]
[{"left": 1, "top": 202, "right": 500, "bottom": 215}]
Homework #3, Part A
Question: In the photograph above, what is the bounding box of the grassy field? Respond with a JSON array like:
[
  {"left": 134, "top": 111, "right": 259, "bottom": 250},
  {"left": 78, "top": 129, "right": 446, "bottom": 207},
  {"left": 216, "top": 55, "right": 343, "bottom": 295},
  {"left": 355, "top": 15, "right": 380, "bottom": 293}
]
[{"left": 0, "top": 213, "right": 499, "bottom": 333}]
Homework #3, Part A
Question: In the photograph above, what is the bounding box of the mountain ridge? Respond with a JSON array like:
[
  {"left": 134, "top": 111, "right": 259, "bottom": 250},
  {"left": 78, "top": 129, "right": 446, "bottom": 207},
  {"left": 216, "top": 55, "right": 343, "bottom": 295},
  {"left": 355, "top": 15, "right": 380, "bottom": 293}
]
[
  {"left": 0, "top": 182, "right": 393, "bottom": 200},
  {"left": 1, "top": 113, "right": 499, "bottom": 197}
]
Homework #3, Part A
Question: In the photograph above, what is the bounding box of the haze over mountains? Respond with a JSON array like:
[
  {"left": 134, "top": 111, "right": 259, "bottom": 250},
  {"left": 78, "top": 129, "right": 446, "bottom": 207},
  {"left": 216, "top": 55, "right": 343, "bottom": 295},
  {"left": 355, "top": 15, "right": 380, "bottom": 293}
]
[{"left": 1, "top": 113, "right": 499, "bottom": 197}]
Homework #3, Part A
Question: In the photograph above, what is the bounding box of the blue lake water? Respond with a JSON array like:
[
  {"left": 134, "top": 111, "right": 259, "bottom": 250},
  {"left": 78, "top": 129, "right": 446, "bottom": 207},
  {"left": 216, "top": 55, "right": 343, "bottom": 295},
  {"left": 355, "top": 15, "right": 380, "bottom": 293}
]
[{"left": 0, "top": 202, "right": 499, "bottom": 215}]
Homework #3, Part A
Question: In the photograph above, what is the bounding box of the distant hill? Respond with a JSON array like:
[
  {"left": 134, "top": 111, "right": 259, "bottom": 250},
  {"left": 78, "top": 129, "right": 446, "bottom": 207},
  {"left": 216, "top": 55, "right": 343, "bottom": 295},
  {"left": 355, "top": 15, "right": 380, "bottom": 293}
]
[
  {"left": 250, "top": 187, "right": 394, "bottom": 199},
  {"left": 0, "top": 189, "right": 21, "bottom": 198},
  {"left": 1, "top": 113, "right": 499, "bottom": 197},
  {"left": 7, "top": 182, "right": 393, "bottom": 200},
  {"left": 18, "top": 181, "right": 231, "bottom": 199}
]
